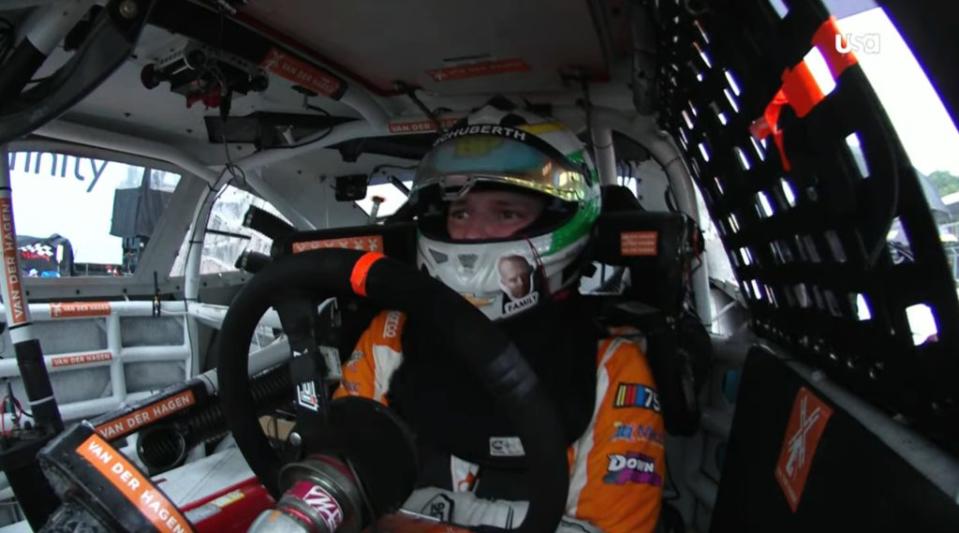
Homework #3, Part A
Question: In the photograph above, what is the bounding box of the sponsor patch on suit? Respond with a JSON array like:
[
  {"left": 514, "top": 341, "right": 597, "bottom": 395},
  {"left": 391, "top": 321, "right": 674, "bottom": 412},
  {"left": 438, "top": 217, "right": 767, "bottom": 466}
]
[
  {"left": 612, "top": 383, "right": 661, "bottom": 412},
  {"left": 604, "top": 452, "right": 662, "bottom": 486},
  {"left": 611, "top": 422, "right": 665, "bottom": 446}
]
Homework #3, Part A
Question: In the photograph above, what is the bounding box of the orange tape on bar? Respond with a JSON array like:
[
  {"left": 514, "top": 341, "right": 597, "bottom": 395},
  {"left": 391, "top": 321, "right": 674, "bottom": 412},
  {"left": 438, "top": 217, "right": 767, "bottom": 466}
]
[
  {"left": 350, "top": 252, "right": 385, "bottom": 297},
  {"left": 752, "top": 90, "right": 792, "bottom": 171},
  {"left": 751, "top": 17, "right": 860, "bottom": 172},
  {"left": 812, "top": 16, "right": 859, "bottom": 79},
  {"left": 781, "top": 60, "right": 825, "bottom": 119}
]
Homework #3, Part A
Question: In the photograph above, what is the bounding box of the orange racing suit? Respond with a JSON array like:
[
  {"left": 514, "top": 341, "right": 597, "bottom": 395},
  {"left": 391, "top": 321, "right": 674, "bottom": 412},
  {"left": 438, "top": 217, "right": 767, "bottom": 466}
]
[{"left": 333, "top": 311, "right": 665, "bottom": 533}]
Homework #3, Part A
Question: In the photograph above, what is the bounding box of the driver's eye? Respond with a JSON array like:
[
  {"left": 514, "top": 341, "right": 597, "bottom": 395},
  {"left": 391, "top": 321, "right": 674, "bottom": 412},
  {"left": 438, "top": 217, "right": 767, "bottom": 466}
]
[{"left": 449, "top": 209, "right": 469, "bottom": 220}]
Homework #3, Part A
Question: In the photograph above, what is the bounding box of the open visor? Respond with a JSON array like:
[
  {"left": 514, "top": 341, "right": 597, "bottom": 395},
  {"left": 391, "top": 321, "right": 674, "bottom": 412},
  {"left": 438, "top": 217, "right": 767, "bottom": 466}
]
[{"left": 412, "top": 135, "right": 591, "bottom": 203}]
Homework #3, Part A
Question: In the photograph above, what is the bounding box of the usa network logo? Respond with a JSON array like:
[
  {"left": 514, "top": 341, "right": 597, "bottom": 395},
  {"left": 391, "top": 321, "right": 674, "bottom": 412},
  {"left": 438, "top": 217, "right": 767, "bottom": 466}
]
[{"left": 835, "top": 33, "right": 880, "bottom": 55}]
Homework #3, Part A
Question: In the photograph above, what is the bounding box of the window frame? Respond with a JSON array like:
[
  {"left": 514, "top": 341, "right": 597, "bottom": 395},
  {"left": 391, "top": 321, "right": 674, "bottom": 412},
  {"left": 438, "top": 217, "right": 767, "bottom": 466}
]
[
  {"left": 6, "top": 138, "right": 222, "bottom": 301},
  {"left": 169, "top": 182, "right": 292, "bottom": 277}
]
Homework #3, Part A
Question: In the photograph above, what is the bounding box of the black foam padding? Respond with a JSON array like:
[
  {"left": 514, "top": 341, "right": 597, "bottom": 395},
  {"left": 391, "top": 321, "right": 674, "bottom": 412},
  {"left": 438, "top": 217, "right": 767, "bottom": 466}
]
[
  {"left": 243, "top": 206, "right": 295, "bottom": 242},
  {"left": 654, "top": 0, "right": 959, "bottom": 450},
  {"left": 0, "top": 435, "right": 61, "bottom": 529},
  {"left": 12, "top": 338, "right": 63, "bottom": 432},
  {"left": 271, "top": 221, "right": 417, "bottom": 263},
  {"left": 272, "top": 222, "right": 416, "bottom": 375},
  {"left": 0, "top": 38, "right": 46, "bottom": 102},
  {"left": 711, "top": 346, "right": 959, "bottom": 532},
  {"left": 594, "top": 210, "right": 688, "bottom": 316},
  {"left": 601, "top": 184, "right": 644, "bottom": 212},
  {"left": 0, "top": 0, "right": 156, "bottom": 144},
  {"left": 204, "top": 112, "right": 354, "bottom": 149},
  {"left": 235, "top": 250, "right": 271, "bottom": 274}
]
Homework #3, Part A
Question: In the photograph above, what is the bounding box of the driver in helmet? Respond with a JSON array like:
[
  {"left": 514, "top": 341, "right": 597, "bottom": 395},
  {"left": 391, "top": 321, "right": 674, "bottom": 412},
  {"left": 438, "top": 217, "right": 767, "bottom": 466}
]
[{"left": 334, "top": 102, "right": 665, "bottom": 533}]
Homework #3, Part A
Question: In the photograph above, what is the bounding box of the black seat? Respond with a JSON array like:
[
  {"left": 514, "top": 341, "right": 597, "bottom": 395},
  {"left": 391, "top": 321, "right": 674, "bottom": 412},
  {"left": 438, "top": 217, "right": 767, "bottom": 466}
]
[
  {"left": 711, "top": 346, "right": 959, "bottom": 532},
  {"left": 591, "top": 185, "right": 710, "bottom": 436}
]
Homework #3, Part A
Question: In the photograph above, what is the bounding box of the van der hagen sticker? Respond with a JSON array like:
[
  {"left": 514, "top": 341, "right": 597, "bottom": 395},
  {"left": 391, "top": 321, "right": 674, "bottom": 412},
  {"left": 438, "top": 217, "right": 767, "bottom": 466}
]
[
  {"left": 292, "top": 235, "right": 384, "bottom": 254},
  {"left": 388, "top": 116, "right": 463, "bottom": 134},
  {"left": 51, "top": 351, "right": 112, "bottom": 368},
  {"left": 77, "top": 434, "right": 192, "bottom": 532},
  {"left": 427, "top": 58, "right": 530, "bottom": 82},
  {"left": 774, "top": 387, "right": 833, "bottom": 512},
  {"left": 259, "top": 48, "right": 343, "bottom": 98},
  {"left": 49, "top": 301, "right": 112, "bottom": 318},
  {"left": 0, "top": 198, "right": 28, "bottom": 326},
  {"left": 95, "top": 390, "right": 196, "bottom": 440}
]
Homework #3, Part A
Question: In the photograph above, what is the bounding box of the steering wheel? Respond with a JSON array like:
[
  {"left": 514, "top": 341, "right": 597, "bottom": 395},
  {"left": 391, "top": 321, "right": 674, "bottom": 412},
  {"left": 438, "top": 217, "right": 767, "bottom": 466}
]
[{"left": 216, "top": 249, "right": 568, "bottom": 532}]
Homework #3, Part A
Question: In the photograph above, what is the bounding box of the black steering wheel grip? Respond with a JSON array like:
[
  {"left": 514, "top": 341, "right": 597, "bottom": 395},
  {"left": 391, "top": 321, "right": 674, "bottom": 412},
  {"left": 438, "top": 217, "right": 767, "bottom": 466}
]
[{"left": 216, "top": 249, "right": 568, "bottom": 532}]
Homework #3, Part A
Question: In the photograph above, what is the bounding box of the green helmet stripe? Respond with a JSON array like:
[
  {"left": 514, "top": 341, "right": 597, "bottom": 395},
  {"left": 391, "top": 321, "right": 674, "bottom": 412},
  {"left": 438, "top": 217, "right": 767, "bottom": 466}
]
[
  {"left": 567, "top": 150, "right": 600, "bottom": 186},
  {"left": 548, "top": 195, "right": 600, "bottom": 253}
]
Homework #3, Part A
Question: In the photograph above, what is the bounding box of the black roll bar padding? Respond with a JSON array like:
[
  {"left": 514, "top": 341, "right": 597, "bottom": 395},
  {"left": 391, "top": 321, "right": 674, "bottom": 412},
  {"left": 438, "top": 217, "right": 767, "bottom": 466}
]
[
  {"left": 217, "top": 248, "right": 569, "bottom": 533},
  {"left": 0, "top": 436, "right": 61, "bottom": 530},
  {"left": 242, "top": 206, "right": 295, "bottom": 242},
  {"left": 0, "top": 328, "right": 64, "bottom": 529},
  {"left": 0, "top": 0, "right": 156, "bottom": 145},
  {"left": 0, "top": 40, "right": 47, "bottom": 103},
  {"left": 235, "top": 250, "right": 271, "bottom": 274},
  {"left": 12, "top": 339, "right": 63, "bottom": 433}
]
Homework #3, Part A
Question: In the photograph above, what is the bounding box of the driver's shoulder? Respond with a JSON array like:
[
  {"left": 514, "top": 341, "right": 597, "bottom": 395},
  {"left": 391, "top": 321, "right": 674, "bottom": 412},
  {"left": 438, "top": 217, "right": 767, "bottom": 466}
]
[
  {"left": 596, "top": 334, "right": 656, "bottom": 388},
  {"left": 364, "top": 309, "right": 407, "bottom": 344}
]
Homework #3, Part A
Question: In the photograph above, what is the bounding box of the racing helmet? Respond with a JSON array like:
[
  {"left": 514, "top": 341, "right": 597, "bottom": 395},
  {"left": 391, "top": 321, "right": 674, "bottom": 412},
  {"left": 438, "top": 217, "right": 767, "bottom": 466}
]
[{"left": 409, "top": 102, "right": 601, "bottom": 321}]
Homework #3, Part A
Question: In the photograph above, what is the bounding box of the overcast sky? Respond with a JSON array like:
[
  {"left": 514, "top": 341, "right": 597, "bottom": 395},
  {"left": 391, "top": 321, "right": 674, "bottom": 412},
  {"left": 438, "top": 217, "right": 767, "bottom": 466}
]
[
  {"left": 838, "top": 8, "right": 959, "bottom": 176},
  {"left": 9, "top": 156, "right": 129, "bottom": 265}
]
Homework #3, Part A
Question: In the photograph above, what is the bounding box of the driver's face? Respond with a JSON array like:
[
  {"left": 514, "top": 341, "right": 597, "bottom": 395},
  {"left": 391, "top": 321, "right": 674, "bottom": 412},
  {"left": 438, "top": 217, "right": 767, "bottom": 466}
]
[{"left": 447, "top": 190, "right": 545, "bottom": 240}]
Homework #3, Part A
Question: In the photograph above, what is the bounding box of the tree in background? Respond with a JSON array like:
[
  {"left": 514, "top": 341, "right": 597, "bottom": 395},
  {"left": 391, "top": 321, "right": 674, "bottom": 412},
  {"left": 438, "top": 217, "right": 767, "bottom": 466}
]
[{"left": 930, "top": 170, "right": 959, "bottom": 197}]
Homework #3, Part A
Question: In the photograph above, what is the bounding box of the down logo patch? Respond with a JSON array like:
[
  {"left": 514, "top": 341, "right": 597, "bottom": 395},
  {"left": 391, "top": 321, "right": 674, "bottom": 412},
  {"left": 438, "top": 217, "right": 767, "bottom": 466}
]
[{"left": 603, "top": 452, "right": 662, "bottom": 487}]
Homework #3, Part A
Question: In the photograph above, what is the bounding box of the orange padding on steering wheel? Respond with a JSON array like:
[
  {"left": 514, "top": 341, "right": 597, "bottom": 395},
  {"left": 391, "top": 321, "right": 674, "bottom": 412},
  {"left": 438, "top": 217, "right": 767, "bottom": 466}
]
[{"left": 350, "top": 252, "right": 386, "bottom": 297}]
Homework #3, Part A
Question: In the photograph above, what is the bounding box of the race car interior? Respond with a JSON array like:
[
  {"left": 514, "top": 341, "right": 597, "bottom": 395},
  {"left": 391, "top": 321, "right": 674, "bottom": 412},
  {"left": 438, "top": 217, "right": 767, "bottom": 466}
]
[{"left": 0, "top": 0, "right": 956, "bottom": 532}]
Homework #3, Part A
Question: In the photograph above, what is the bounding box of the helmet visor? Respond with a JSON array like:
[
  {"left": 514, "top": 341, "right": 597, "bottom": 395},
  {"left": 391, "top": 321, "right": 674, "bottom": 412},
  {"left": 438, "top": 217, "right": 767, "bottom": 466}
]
[{"left": 412, "top": 135, "right": 590, "bottom": 203}]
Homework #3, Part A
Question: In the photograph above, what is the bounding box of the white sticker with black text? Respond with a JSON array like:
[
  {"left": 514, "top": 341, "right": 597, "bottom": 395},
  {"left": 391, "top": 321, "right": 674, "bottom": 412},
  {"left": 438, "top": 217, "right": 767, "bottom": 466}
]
[
  {"left": 489, "top": 436, "right": 525, "bottom": 457},
  {"left": 297, "top": 382, "right": 319, "bottom": 412}
]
